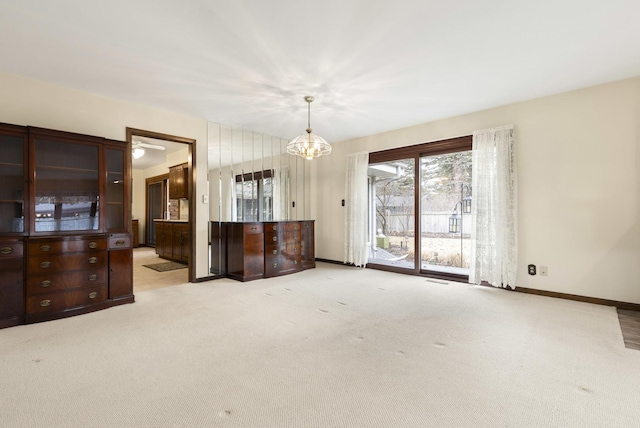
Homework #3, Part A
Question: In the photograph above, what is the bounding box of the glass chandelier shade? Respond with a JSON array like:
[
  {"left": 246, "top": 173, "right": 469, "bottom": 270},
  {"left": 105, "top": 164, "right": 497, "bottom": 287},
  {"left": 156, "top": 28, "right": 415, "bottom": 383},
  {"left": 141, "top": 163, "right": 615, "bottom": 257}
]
[{"left": 287, "top": 96, "right": 331, "bottom": 160}]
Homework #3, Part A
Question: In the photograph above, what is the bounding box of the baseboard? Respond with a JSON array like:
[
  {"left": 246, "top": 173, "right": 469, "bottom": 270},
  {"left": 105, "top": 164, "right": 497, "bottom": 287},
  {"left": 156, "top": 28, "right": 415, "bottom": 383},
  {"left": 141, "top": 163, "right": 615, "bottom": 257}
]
[
  {"left": 513, "top": 286, "right": 640, "bottom": 311},
  {"left": 313, "top": 258, "right": 640, "bottom": 311},
  {"left": 315, "top": 258, "right": 354, "bottom": 266}
]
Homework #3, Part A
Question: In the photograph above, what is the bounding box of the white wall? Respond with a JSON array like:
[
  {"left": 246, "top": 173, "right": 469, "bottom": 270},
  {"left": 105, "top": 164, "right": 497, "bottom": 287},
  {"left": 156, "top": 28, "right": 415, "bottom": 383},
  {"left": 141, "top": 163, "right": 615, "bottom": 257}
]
[
  {"left": 0, "top": 71, "right": 210, "bottom": 279},
  {"left": 314, "top": 76, "right": 640, "bottom": 304}
]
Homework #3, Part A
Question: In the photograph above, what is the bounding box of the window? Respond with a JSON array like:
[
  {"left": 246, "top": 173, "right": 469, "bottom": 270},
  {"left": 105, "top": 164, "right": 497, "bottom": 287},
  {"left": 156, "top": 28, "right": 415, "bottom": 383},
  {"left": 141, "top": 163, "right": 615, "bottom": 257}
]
[
  {"left": 235, "top": 170, "right": 273, "bottom": 221},
  {"left": 368, "top": 136, "right": 472, "bottom": 281}
]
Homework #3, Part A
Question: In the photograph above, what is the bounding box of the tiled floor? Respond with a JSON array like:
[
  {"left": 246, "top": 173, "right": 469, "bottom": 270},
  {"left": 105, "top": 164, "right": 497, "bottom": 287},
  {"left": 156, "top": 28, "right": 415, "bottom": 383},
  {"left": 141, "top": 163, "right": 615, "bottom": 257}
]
[
  {"left": 617, "top": 308, "right": 640, "bottom": 350},
  {"left": 133, "top": 247, "right": 188, "bottom": 292}
]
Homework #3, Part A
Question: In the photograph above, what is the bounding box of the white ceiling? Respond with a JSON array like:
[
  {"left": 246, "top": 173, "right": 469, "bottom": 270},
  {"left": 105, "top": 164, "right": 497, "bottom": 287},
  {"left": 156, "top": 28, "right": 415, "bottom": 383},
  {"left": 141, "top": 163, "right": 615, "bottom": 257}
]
[
  {"left": 131, "top": 136, "right": 188, "bottom": 170},
  {"left": 1, "top": 0, "right": 639, "bottom": 145}
]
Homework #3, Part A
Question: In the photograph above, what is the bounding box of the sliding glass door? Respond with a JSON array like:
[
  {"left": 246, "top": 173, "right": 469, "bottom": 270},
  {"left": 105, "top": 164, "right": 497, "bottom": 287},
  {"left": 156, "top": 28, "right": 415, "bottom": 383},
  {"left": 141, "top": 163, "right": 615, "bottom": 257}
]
[
  {"left": 367, "top": 136, "right": 472, "bottom": 281},
  {"left": 419, "top": 151, "right": 472, "bottom": 276},
  {"left": 367, "top": 158, "right": 415, "bottom": 270}
]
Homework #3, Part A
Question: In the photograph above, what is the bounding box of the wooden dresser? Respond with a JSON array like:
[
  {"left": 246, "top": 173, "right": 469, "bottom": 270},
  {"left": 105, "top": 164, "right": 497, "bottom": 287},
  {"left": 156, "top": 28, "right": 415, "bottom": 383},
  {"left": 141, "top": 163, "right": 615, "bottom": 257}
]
[
  {"left": 211, "top": 220, "right": 315, "bottom": 282},
  {"left": 25, "top": 235, "right": 108, "bottom": 322}
]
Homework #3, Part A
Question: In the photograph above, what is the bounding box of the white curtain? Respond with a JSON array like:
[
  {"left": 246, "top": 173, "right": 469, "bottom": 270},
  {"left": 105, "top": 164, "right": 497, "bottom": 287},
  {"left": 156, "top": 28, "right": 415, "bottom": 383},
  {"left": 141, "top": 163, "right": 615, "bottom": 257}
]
[
  {"left": 272, "top": 166, "right": 290, "bottom": 220},
  {"left": 344, "top": 152, "right": 369, "bottom": 267},
  {"left": 469, "top": 125, "right": 518, "bottom": 289}
]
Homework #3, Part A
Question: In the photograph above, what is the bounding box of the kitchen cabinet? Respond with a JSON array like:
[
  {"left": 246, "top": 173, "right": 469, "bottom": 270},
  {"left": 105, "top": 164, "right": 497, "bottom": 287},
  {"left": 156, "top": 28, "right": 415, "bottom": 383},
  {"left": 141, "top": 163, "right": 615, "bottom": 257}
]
[
  {"left": 154, "top": 220, "right": 190, "bottom": 264},
  {"left": 169, "top": 163, "right": 188, "bottom": 200}
]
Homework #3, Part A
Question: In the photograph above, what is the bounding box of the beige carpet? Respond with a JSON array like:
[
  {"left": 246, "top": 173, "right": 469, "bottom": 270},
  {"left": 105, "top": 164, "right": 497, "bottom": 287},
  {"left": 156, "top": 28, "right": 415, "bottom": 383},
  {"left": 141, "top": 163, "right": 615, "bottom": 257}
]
[{"left": 2, "top": 263, "right": 639, "bottom": 427}]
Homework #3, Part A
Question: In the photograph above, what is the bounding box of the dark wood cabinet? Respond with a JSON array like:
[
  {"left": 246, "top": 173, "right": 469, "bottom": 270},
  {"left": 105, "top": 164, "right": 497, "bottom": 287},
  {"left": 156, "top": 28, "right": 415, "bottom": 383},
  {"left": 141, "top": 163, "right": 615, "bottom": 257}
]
[
  {"left": 108, "top": 233, "right": 133, "bottom": 301},
  {"left": 168, "top": 163, "right": 188, "bottom": 200},
  {"left": 0, "top": 123, "right": 134, "bottom": 329},
  {"left": 212, "top": 221, "right": 315, "bottom": 282},
  {"left": 227, "top": 222, "right": 265, "bottom": 281},
  {"left": 154, "top": 220, "right": 189, "bottom": 264},
  {"left": 132, "top": 219, "right": 139, "bottom": 247},
  {"left": 0, "top": 239, "right": 24, "bottom": 328},
  {"left": 301, "top": 220, "right": 316, "bottom": 269}
]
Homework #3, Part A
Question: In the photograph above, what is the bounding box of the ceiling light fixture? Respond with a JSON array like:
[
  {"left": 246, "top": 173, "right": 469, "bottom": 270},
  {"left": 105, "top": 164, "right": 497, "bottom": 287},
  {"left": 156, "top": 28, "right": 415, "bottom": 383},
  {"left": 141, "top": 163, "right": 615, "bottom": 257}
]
[
  {"left": 132, "top": 147, "right": 145, "bottom": 159},
  {"left": 287, "top": 96, "right": 331, "bottom": 160}
]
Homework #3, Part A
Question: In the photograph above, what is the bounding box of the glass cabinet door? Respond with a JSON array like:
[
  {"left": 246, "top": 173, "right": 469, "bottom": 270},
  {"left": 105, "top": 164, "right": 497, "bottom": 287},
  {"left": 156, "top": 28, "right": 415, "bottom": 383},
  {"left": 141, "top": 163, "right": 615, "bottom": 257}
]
[
  {"left": 33, "top": 139, "right": 100, "bottom": 233},
  {"left": 0, "top": 130, "right": 26, "bottom": 234},
  {"left": 105, "top": 147, "right": 125, "bottom": 231}
]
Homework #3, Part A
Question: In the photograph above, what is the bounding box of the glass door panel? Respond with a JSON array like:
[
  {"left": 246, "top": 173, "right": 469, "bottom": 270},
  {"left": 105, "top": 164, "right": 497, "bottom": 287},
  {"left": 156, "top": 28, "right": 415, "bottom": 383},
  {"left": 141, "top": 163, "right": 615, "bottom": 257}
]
[
  {"left": 419, "top": 151, "right": 472, "bottom": 275},
  {"left": 33, "top": 139, "right": 99, "bottom": 232},
  {"left": 367, "top": 158, "right": 415, "bottom": 269},
  {"left": 0, "top": 134, "right": 25, "bottom": 233},
  {"left": 106, "top": 148, "right": 125, "bottom": 230}
]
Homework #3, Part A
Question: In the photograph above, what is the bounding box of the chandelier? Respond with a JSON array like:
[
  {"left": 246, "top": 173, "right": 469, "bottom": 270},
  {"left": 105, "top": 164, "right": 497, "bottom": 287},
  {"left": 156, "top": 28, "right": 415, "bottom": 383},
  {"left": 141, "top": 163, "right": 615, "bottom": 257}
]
[{"left": 287, "top": 96, "right": 331, "bottom": 160}]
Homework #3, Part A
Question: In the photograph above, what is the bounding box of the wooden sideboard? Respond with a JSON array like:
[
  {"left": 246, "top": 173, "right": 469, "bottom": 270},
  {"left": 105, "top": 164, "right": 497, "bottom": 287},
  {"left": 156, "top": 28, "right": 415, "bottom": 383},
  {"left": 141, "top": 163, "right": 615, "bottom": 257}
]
[{"left": 211, "top": 220, "right": 315, "bottom": 281}]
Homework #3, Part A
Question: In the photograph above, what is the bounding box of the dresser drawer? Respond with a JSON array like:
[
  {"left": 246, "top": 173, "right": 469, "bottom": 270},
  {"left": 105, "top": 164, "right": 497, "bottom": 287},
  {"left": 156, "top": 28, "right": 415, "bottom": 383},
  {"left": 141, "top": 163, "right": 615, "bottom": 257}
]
[
  {"left": 26, "top": 267, "right": 107, "bottom": 295},
  {"left": 265, "top": 255, "right": 286, "bottom": 275},
  {"left": 284, "top": 222, "right": 301, "bottom": 232},
  {"left": 108, "top": 234, "right": 131, "bottom": 249},
  {"left": 27, "top": 252, "right": 107, "bottom": 275},
  {"left": 28, "top": 237, "right": 107, "bottom": 255},
  {"left": 0, "top": 241, "right": 23, "bottom": 258},
  {"left": 244, "top": 223, "right": 263, "bottom": 234},
  {"left": 265, "top": 254, "right": 302, "bottom": 276},
  {"left": 264, "top": 245, "right": 285, "bottom": 257},
  {"left": 26, "top": 285, "right": 107, "bottom": 314}
]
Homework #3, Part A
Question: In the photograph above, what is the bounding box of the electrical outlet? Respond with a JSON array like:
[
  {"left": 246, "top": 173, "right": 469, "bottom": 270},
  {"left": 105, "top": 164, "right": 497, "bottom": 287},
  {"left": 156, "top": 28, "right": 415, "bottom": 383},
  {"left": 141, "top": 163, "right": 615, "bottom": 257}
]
[
  {"left": 539, "top": 266, "right": 548, "bottom": 276},
  {"left": 528, "top": 264, "right": 536, "bottom": 275}
]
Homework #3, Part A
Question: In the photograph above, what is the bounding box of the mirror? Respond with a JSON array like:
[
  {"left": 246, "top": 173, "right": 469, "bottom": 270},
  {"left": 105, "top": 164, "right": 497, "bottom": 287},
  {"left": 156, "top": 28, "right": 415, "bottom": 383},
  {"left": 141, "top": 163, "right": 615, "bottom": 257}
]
[{"left": 207, "top": 122, "right": 311, "bottom": 276}]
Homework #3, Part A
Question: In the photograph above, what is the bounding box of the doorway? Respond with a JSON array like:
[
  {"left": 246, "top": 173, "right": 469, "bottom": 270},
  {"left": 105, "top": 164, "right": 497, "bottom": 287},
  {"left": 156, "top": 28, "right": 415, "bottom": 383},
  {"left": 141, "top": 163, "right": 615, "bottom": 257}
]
[{"left": 126, "top": 128, "right": 196, "bottom": 286}]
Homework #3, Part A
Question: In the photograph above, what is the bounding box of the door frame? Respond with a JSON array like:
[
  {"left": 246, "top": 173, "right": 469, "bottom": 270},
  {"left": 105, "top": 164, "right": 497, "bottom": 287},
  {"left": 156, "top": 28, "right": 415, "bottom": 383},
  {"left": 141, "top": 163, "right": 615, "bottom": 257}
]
[{"left": 126, "top": 127, "right": 196, "bottom": 283}]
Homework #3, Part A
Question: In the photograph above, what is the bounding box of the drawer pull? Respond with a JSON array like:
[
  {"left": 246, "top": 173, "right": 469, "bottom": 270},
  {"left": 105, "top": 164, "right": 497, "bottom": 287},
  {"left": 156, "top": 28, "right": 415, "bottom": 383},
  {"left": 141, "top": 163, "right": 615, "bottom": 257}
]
[
  {"left": 40, "top": 299, "right": 51, "bottom": 307},
  {"left": 272, "top": 250, "right": 277, "bottom": 255},
  {"left": 40, "top": 244, "right": 51, "bottom": 252},
  {"left": 273, "top": 263, "right": 278, "bottom": 268},
  {"left": 40, "top": 280, "right": 52, "bottom": 288},
  {"left": 88, "top": 257, "right": 98, "bottom": 264},
  {"left": 272, "top": 237, "right": 277, "bottom": 242},
  {"left": 40, "top": 261, "right": 51, "bottom": 269},
  {"left": 294, "top": 260, "right": 298, "bottom": 265},
  {"left": 88, "top": 292, "right": 98, "bottom": 299},
  {"left": 88, "top": 274, "right": 97, "bottom": 281},
  {"left": 115, "top": 239, "right": 125, "bottom": 246},
  {"left": 294, "top": 247, "right": 297, "bottom": 253},
  {"left": 272, "top": 225, "right": 277, "bottom": 230},
  {"left": 294, "top": 225, "right": 298, "bottom": 230},
  {"left": 251, "top": 226, "right": 257, "bottom": 231},
  {"left": 0, "top": 247, "right": 12, "bottom": 255},
  {"left": 88, "top": 241, "right": 98, "bottom": 249}
]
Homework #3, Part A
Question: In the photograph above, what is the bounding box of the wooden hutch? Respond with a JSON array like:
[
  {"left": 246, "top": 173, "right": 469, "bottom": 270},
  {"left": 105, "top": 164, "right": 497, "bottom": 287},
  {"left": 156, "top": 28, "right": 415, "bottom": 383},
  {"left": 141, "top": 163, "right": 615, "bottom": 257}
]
[{"left": 0, "top": 123, "right": 134, "bottom": 329}]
